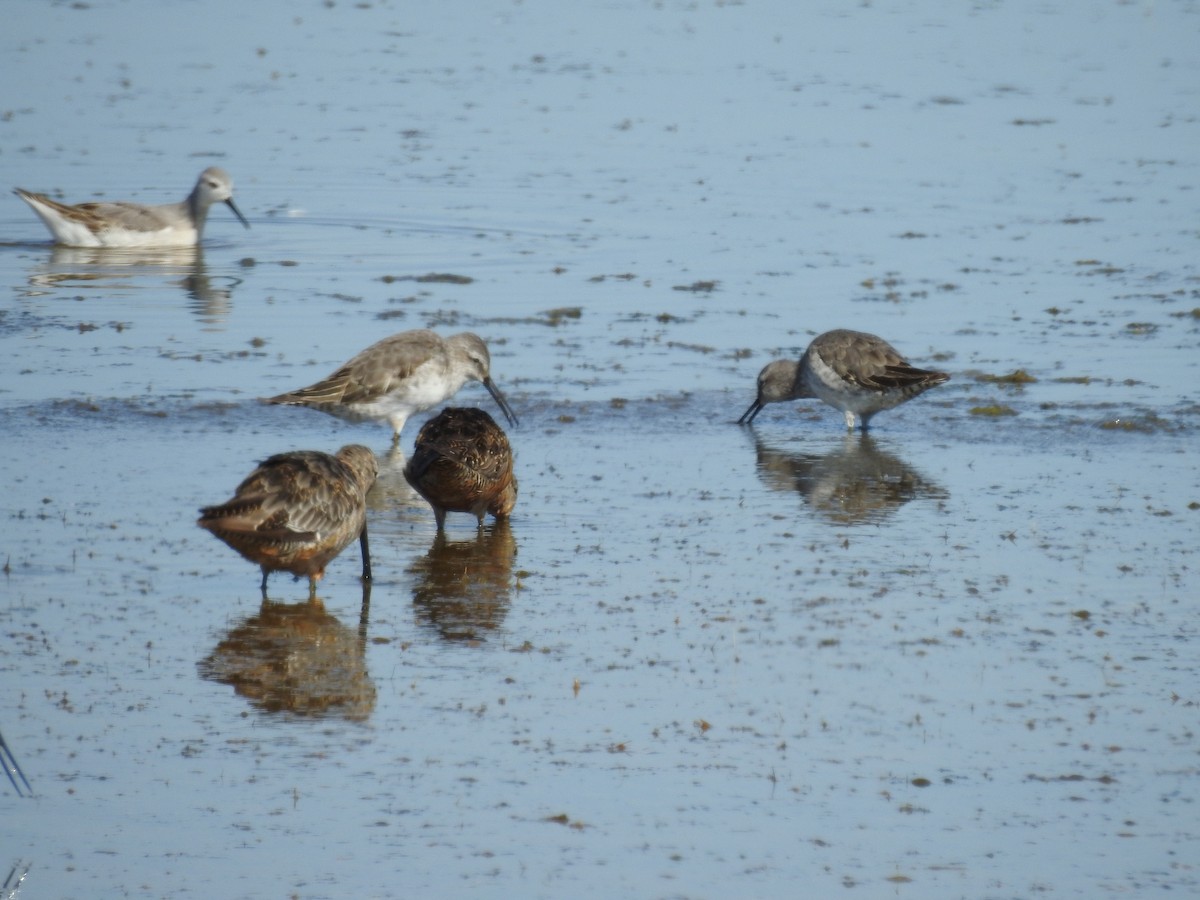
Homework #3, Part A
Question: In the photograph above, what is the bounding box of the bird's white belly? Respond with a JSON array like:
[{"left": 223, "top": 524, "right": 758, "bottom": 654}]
[
  {"left": 351, "top": 364, "right": 466, "bottom": 418},
  {"left": 97, "top": 225, "right": 196, "bottom": 249}
]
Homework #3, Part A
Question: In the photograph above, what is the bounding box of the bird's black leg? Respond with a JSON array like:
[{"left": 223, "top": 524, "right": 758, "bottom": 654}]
[{"left": 359, "top": 523, "right": 373, "bottom": 583}]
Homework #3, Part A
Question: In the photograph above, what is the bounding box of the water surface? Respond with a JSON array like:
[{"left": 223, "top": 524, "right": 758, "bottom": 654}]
[{"left": 2, "top": 1, "right": 1198, "bottom": 897}]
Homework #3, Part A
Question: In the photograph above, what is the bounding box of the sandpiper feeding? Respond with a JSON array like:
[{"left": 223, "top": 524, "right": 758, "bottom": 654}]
[
  {"left": 739, "top": 329, "right": 949, "bottom": 431},
  {"left": 265, "top": 330, "right": 518, "bottom": 444},
  {"left": 14, "top": 167, "right": 249, "bottom": 248},
  {"left": 404, "top": 407, "right": 518, "bottom": 531},
  {"left": 197, "top": 445, "right": 378, "bottom": 597}
]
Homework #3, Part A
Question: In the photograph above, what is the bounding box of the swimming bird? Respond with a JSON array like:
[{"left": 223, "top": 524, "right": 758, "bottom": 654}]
[
  {"left": 738, "top": 329, "right": 949, "bottom": 431},
  {"left": 265, "top": 330, "right": 518, "bottom": 444},
  {"left": 404, "top": 407, "right": 517, "bottom": 530},
  {"left": 198, "top": 445, "right": 378, "bottom": 596},
  {"left": 14, "top": 166, "right": 249, "bottom": 248}
]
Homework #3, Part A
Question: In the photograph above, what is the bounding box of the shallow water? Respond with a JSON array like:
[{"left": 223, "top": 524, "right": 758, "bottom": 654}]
[{"left": 2, "top": 1, "right": 1198, "bottom": 897}]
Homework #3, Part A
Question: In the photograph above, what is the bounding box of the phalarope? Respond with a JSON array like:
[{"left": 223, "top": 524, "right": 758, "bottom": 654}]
[{"left": 14, "top": 166, "right": 249, "bottom": 248}]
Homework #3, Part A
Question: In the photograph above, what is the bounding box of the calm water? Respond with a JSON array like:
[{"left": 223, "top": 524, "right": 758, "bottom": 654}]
[{"left": 2, "top": 1, "right": 1198, "bottom": 897}]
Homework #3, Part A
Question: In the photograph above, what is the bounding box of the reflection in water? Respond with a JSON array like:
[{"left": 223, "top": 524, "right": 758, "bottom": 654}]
[
  {"left": 751, "top": 433, "right": 948, "bottom": 525},
  {"left": 198, "top": 585, "right": 375, "bottom": 721},
  {"left": 25, "top": 247, "right": 239, "bottom": 326},
  {"left": 370, "top": 444, "right": 417, "bottom": 509},
  {"left": 409, "top": 521, "right": 517, "bottom": 644},
  {"left": 2, "top": 860, "right": 32, "bottom": 898}
]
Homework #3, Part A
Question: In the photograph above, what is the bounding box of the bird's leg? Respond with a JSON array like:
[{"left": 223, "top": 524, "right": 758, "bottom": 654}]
[{"left": 359, "top": 523, "right": 372, "bottom": 583}]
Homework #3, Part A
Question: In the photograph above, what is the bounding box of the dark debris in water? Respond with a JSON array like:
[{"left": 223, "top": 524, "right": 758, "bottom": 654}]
[
  {"left": 1098, "top": 414, "right": 1175, "bottom": 433},
  {"left": 671, "top": 280, "right": 719, "bottom": 293},
  {"left": 969, "top": 404, "right": 1018, "bottom": 417},
  {"left": 52, "top": 398, "right": 102, "bottom": 415},
  {"left": 380, "top": 273, "right": 474, "bottom": 285},
  {"left": 475, "top": 307, "right": 583, "bottom": 328},
  {"left": 542, "top": 307, "right": 582, "bottom": 326},
  {"left": 665, "top": 340, "right": 716, "bottom": 354},
  {"left": 544, "top": 813, "right": 587, "bottom": 830},
  {"left": 43, "top": 397, "right": 181, "bottom": 421},
  {"left": 856, "top": 272, "right": 958, "bottom": 303},
  {"left": 1025, "top": 773, "right": 1117, "bottom": 784},
  {"left": 1074, "top": 260, "right": 1125, "bottom": 276},
  {"left": 974, "top": 369, "right": 1038, "bottom": 385},
  {"left": 1123, "top": 322, "right": 1158, "bottom": 336}
]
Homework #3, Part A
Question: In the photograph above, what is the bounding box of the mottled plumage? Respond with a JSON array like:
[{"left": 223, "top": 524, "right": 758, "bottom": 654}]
[
  {"left": 404, "top": 408, "right": 517, "bottom": 530},
  {"left": 266, "top": 330, "right": 517, "bottom": 443},
  {"left": 739, "top": 329, "right": 949, "bottom": 431},
  {"left": 198, "top": 445, "right": 378, "bottom": 596},
  {"left": 14, "top": 167, "right": 249, "bottom": 248}
]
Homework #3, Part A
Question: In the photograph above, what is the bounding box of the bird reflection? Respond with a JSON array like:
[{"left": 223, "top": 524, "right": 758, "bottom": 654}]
[
  {"left": 409, "top": 520, "right": 517, "bottom": 644},
  {"left": 198, "top": 584, "right": 375, "bottom": 721},
  {"left": 2, "top": 859, "right": 32, "bottom": 897},
  {"left": 750, "top": 433, "right": 947, "bottom": 525},
  {"left": 24, "top": 246, "right": 240, "bottom": 326},
  {"left": 369, "top": 444, "right": 418, "bottom": 508}
]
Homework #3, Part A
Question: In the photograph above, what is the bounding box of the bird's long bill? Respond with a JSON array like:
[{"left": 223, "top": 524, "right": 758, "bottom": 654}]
[
  {"left": 226, "top": 198, "right": 251, "bottom": 229},
  {"left": 483, "top": 377, "right": 519, "bottom": 427},
  {"left": 737, "top": 397, "right": 763, "bottom": 425}
]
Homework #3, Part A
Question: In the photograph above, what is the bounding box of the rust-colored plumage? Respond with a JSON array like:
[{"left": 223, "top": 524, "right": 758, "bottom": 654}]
[
  {"left": 404, "top": 408, "right": 517, "bottom": 530},
  {"left": 198, "top": 445, "right": 378, "bottom": 596}
]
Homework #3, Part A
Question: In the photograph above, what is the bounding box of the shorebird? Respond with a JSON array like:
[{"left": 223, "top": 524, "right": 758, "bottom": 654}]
[
  {"left": 265, "top": 330, "right": 518, "bottom": 444},
  {"left": 404, "top": 407, "right": 518, "bottom": 530},
  {"left": 13, "top": 167, "right": 249, "bottom": 248},
  {"left": 198, "top": 445, "right": 378, "bottom": 596},
  {"left": 738, "top": 329, "right": 949, "bottom": 431}
]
